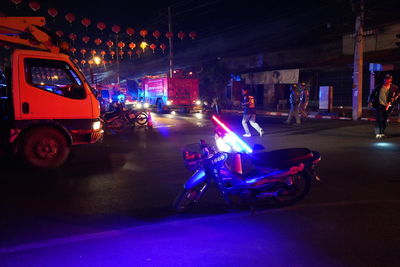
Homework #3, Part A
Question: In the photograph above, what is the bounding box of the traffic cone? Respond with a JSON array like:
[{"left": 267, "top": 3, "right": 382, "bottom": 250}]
[
  {"left": 147, "top": 111, "right": 153, "bottom": 127},
  {"left": 232, "top": 153, "right": 242, "bottom": 174}
]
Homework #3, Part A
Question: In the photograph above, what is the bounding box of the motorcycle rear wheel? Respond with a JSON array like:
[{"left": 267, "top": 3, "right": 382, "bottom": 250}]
[
  {"left": 273, "top": 172, "right": 310, "bottom": 206},
  {"left": 173, "top": 183, "right": 207, "bottom": 212}
]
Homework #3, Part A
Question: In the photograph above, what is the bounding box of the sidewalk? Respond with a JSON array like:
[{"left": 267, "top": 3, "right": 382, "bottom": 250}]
[{"left": 221, "top": 108, "right": 400, "bottom": 123}]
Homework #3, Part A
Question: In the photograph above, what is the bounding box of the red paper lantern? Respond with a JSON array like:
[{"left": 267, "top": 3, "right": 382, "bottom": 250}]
[
  {"left": 94, "top": 38, "right": 102, "bottom": 46},
  {"left": 127, "top": 50, "right": 133, "bottom": 59},
  {"left": 70, "top": 47, "right": 76, "bottom": 55},
  {"left": 29, "top": 1, "right": 40, "bottom": 12},
  {"left": 160, "top": 43, "right": 167, "bottom": 54},
  {"left": 97, "top": 22, "right": 106, "bottom": 32},
  {"left": 150, "top": 43, "right": 157, "bottom": 53},
  {"left": 152, "top": 30, "right": 161, "bottom": 40},
  {"left": 73, "top": 59, "right": 79, "bottom": 64},
  {"left": 110, "top": 50, "right": 115, "bottom": 59},
  {"left": 100, "top": 50, "right": 106, "bottom": 58},
  {"left": 65, "top": 13, "right": 76, "bottom": 24},
  {"left": 165, "top": 32, "right": 173, "bottom": 39},
  {"left": 102, "top": 60, "right": 107, "bottom": 65},
  {"left": 81, "top": 59, "right": 86, "bottom": 66},
  {"left": 82, "top": 36, "right": 90, "bottom": 44},
  {"left": 88, "top": 59, "right": 94, "bottom": 65},
  {"left": 177, "top": 31, "right": 186, "bottom": 40},
  {"left": 80, "top": 48, "right": 87, "bottom": 56},
  {"left": 106, "top": 40, "right": 114, "bottom": 49},
  {"left": 126, "top": 27, "right": 135, "bottom": 37},
  {"left": 81, "top": 18, "right": 91, "bottom": 28},
  {"left": 136, "top": 49, "right": 142, "bottom": 58},
  {"left": 128, "top": 42, "right": 136, "bottom": 50},
  {"left": 91, "top": 49, "right": 97, "bottom": 56},
  {"left": 48, "top": 8, "right": 58, "bottom": 19},
  {"left": 139, "top": 29, "right": 148, "bottom": 39},
  {"left": 112, "top": 25, "right": 121, "bottom": 34},
  {"left": 189, "top": 31, "right": 197, "bottom": 40},
  {"left": 119, "top": 51, "right": 124, "bottom": 59},
  {"left": 117, "top": 41, "right": 125, "bottom": 50},
  {"left": 55, "top": 30, "right": 64, "bottom": 38},
  {"left": 69, "top": 33, "right": 77, "bottom": 41}
]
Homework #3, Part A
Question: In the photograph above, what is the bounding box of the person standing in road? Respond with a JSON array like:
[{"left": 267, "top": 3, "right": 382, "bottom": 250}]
[
  {"left": 242, "top": 87, "right": 264, "bottom": 137},
  {"left": 299, "top": 82, "right": 310, "bottom": 121},
  {"left": 284, "top": 84, "right": 302, "bottom": 125},
  {"left": 368, "top": 74, "right": 399, "bottom": 139}
]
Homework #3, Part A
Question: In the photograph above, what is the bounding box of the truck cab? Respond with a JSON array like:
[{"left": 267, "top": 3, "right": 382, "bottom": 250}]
[{"left": 0, "top": 17, "right": 103, "bottom": 168}]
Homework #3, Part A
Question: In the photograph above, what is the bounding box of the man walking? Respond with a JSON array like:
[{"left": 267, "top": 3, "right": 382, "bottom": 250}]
[
  {"left": 242, "top": 87, "right": 263, "bottom": 137},
  {"left": 368, "top": 74, "right": 399, "bottom": 139},
  {"left": 299, "top": 82, "right": 310, "bottom": 121},
  {"left": 284, "top": 84, "right": 301, "bottom": 125}
]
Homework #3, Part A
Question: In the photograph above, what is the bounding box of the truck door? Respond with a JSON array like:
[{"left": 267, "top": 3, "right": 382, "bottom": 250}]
[{"left": 16, "top": 56, "right": 93, "bottom": 120}]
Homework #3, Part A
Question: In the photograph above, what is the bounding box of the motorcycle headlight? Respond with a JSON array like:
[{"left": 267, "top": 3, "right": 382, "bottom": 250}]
[
  {"left": 92, "top": 121, "right": 101, "bottom": 131},
  {"left": 166, "top": 100, "right": 172, "bottom": 106},
  {"left": 215, "top": 135, "right": 233, "bottom": 153},
  {"left": 136, "top": 103, "right": 143, "bottom": 109},
  {"left": 196, "top": 100, "right": 201, "bottom": 105},
  {"left": 144, "top": 103, "right": 150, "bottom": 108}
]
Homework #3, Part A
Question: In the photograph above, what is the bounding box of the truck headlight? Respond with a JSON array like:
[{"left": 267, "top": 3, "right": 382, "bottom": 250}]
[
  {"left": 144, "top": 103, "right": 150, "bottom": 108},
  {"left": 166, "top": 100, "right": 172, "bottom": 106},
  {"left": 196, "top": 100, "right": 201, "bottom": 105},
  {"left": 92, "top": 121, "right": 101, "bottom": 131},
  {"left": 136, "top": 103, "right": 143, "bottom": 109}
]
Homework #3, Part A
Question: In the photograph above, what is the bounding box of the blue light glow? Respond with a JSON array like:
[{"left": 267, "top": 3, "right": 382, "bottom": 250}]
[{"left": 373, "top": 142, "right": 394, "bottom": 148}]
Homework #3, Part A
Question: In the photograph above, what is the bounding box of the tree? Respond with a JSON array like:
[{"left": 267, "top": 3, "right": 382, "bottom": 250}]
[{"left": 198, "top": 61, "right": 230, "bottom": 105}]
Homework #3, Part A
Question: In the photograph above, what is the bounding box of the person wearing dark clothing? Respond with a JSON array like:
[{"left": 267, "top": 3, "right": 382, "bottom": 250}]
[
  {"left": 284, "top": 84, "right": 301, "bottom": 125},
  {"left": 368, "top": 74, "right": 399, "bottom": 139},
  {"left": 241, "top": 88, "right": 263, "bottom": 137}
]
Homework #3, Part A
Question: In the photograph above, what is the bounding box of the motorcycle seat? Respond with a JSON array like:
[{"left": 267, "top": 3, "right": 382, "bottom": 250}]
[{"left": 252, "top": 148, "right": 313, "bottom": 169}]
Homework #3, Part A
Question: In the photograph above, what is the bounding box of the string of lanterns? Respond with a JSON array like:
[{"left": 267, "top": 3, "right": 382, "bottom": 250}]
[{"left": 5, "top": 0, "right": 198, "bottom": 67}]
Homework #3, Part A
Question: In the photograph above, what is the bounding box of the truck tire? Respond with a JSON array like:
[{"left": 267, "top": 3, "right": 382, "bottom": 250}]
[{"left": 20, "top": 127, "right": 70, "bottom": 169}]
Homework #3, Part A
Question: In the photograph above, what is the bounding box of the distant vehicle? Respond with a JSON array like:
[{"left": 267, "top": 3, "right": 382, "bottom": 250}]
[
  {"left": 141, "top": 76, "right": 201, "bottom": 113},
  {"left": 0, "top": 17, "right": 103, "bottom": 168}
]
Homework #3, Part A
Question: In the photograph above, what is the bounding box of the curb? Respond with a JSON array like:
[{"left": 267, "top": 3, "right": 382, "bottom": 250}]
[{"left": 222, "top": 109, "right": 400, "bottom": 123}]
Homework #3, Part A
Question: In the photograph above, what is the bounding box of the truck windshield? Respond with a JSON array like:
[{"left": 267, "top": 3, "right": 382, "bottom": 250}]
[{"left": 70, "top": 57, "right": 98, "bottom": 97}]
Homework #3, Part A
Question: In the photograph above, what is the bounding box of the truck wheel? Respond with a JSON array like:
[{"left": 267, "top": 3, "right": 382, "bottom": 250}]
[{"left": 20, "top": 127, "right": 70, "bottom": 169}]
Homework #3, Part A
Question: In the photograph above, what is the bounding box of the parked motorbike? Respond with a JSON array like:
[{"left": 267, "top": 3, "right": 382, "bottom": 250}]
[
  {"left": 101, "top": 108, "right": 149, "bottom": 131},
  {"left": 174, "top": 115, "right": 321, "bottom": 212}
]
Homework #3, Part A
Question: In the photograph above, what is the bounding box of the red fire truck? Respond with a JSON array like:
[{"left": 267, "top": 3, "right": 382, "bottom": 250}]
[
  {"left": 141, "top": 75, "right": 201, "bottom": 113},
  {"left": 0, "top": 17, "right": 103, "bottom": 168}
]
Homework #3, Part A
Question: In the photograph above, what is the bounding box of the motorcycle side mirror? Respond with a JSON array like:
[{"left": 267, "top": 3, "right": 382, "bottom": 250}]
[{"left": 253, "top": 144, "right": 265, "bottom": 151}]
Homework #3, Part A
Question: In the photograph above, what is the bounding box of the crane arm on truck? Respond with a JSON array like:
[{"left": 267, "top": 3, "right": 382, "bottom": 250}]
[{"left": 0, "top": 17, "right": 60, "bottom": 53}]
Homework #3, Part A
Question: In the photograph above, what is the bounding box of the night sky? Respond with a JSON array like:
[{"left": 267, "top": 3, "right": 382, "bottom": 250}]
[{"left": 2, "top": 0, "right": 399, "bottom": 78}]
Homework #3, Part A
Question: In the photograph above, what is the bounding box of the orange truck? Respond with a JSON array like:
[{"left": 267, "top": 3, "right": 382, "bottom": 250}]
[{"left": 0, "top": 17, "right": 103, "bottom": 168}]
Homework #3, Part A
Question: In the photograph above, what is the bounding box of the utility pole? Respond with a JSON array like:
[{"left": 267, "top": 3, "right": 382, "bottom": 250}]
[
  {"left": 352, "top": 0, "right": 364, "bottom": 120},
  {"left": 116, "top": 34, "right": 120, "bottom": 85},
  {"left": 168, "top": 6, "right": 173, "bottom": 78}
]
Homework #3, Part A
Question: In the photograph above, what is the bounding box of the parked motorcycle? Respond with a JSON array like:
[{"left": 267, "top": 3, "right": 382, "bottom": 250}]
[
  {"left": 174, "top": 115, "right": 321, "bottom": 212},
  {"left": 101, "top": 108, "right": 149, "bottom": 131}
]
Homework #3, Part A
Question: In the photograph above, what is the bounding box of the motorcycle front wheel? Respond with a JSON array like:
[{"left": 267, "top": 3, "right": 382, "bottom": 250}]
[
  {"left": 135, "top": 112, "right": 149, "bottom": 125},
  {"left": 273, "top": 172, "right": 311, "bottom": 206},
  {"left": 173, "top": 183, "right": 208, "bottom": 212}
]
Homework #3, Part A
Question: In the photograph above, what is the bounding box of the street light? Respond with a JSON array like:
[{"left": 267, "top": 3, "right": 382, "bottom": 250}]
[
  {"left": 93, "top": 56, "right": 101, "bottom": 65},
  {"left": 140, "top": 41, "right": 148, "bottom": 51}
]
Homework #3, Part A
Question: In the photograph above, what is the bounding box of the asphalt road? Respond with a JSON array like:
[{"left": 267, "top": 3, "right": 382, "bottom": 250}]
[{"left": 0, "top": 113, "right": 399, "bottom": 266}]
